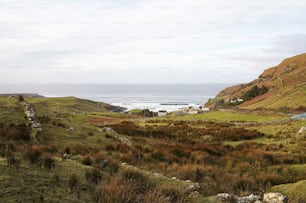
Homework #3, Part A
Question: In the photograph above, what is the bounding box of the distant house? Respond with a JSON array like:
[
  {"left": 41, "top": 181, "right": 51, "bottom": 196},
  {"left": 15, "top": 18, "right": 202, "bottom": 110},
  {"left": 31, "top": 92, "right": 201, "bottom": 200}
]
[
  {"left": 188, "top": 106, "right": 201, "bottom": 115},
  {"left": 158, "top": 110, "right": 167, "bottom": 117},
  {"left": 188, "top": 108, "right": 199, "bottom": 115},
  {"left": 202, "top": 107, "right": 210, "bottom": 112},
  {"left": 230, "top": 97, "right": 244, "bottom": 105}
]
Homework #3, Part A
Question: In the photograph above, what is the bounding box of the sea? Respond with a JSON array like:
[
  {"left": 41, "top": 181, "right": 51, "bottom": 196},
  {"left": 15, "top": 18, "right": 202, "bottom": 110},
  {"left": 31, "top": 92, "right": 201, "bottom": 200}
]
[{"left": 0, "top": 84, "right": 230, "bottom": 112}]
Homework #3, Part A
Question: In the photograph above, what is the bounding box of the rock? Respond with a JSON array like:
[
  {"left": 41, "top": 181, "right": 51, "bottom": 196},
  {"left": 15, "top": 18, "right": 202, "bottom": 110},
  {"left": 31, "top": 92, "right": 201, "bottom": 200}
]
[
  {"left": 236, "top": 194, "right": 261, "bottom": 203},
  {"left": 217, "top": 193, "right": 262, "bottom": 203},
  {"left": 298, "top": 126, "right": 306, "bottom": 134},
  {"left": 217, "top": 193, "right": 232, "bottom": 201},
  {"left": 70, "top": 155, "right": 83, "bottom": 160},
  {"left": 263, "top": 192, "right": 288, "bottom": 203},
  {"left": 154, "top": 172, "right": 161, "bottom": 177},
  {"left": 188, "top": 191, "right": 199, "bottom": 199}
]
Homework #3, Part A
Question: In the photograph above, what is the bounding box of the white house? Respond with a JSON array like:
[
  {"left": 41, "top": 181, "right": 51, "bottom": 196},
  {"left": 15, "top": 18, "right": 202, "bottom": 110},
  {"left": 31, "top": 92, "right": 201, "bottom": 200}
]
[{"left": 158, "top": 110, "right": 167, "bottom": 117}]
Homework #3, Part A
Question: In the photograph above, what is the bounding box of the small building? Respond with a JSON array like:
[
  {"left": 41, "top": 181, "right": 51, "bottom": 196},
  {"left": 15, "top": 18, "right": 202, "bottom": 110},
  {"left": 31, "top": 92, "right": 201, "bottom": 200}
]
[
  {"left": 230, "top": 97, "right": 244, "bottom": 105},
  {"left": 188, "top": 109, "right": 199, "bottom": 115},
  {"left": 182, "top": 106, "right": 206, "bottom": 115},
  {"left": 158, "top": 110, "right": 167, "bottom": 117},
  {"left": 202, "top": 107, "right": 210, "bottom": 111}
]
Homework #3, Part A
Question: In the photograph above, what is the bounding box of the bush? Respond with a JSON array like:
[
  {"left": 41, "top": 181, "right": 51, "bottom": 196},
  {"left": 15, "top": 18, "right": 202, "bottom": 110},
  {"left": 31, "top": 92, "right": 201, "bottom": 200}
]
[
  {"left": 41, "top": 155, "right": 55, "bottom": 169},
  {"left": 121, "top": 168, "right": 152, "bottom": 194},
  {"left": 160, "top": 185, "right": 185, "bottom": 203},
  {"left": 53, "top": 171, "right": 61, "bottom": 186},
  {"left": 26, "top": 145, "right": 43, "bottom": 164},
  {"left": 96, "top": 158, "right": 120, "bottom": 174},
  {"left": 96, "top": 175, "right": 137, "bottom": 203},
  {"left": 0, "top": 123, "right": 30, "bottom": 141},
  {"left": 242, "top": 85, "right": 268, "bottom": 101},
  {"left": 85, "top": 168, "right": 102, "bottom": 185},
  {"left": 6, "top": 154, "right": 20, "bottom": 169},
  {"left": 82, "top": 155, "right": 93, "bottom": 166},
  {"left": 68, "top": 173, "right": 80, "bottom": 192},
  {"left": 144, "top": 189, "right": 172, "bottom": 203}
]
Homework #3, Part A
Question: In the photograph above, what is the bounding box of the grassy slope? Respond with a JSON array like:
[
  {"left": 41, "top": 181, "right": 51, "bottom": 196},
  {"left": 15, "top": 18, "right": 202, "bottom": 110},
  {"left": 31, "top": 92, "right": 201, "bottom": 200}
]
[
  {"left": 28, "top": 96, "right": 110, "bottom": 114},
  {"left": 0, "top": 157, "right": 94, "bottom": 203},
  {"left": 206, "top": 53, "right": 306, "bottom": 109},
  {"left": 28, "top": 97, "right": 117, "bottom": 151},
  {"left": 271, "top": 180, "right": 306, "bottom": 202},
  {"left": 0, "top": 97, "right": 26, "bottom": 124},
  {"left": 169, "top": 110, "right": 288, "bottom": 122}
]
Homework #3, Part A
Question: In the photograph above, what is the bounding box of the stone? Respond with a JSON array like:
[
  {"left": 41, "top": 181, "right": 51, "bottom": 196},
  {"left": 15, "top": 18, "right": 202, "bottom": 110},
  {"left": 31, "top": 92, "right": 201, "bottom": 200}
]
[
  {"left": 217, "top": 193, "right": 232, "bottom": 201},
  {"left": 298, "top": 126, "right": 306, "bottom": 134},
  {"left": 263, "top": 192, "right": 288, "bottom": 203}
]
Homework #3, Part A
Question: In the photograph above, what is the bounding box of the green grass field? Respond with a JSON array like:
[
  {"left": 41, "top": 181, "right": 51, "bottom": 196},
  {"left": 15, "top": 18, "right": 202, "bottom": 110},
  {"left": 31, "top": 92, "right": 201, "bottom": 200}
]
[
  {"left": 0, "top": 157, "right": 93, "bottom": 202},
  {"left": 0, "top": 97, "right": 26, "bottom": 124},
  {"left": 271, "top": 180, "right": 306, "bottom": 202},
  {"left": 170, "top": 110, "right": 288, "bottom": 122}
]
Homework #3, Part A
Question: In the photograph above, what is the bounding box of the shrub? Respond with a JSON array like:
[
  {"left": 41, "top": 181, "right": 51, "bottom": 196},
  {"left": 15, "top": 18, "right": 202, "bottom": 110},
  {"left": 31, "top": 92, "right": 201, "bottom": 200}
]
[
  {"left": 121, "top": 168, "right": 152, "bottom": 194},
  {"left": 144, "top": 189, "right": 171, "bottom": 203},
  {"left": 242, "top": 85, "right": 268, "bottom": 101},
  {"left": 41, "top": 155, "right": 55, "bottom": 169},
  {"left": 85, "top": 168, "right": 102, "bottom": 185},
  {"left": 105, "top": 144, "right": 116, "bottom": 151},
  {"left": 96, "top": 158, "right": 120, "bottom": 174},
  {"left": 53, "top": 171, "right": 61, "bottom": 186},
  {"left": 68, "top": 173, "right": 80, "bottom": 192},
  {"left": 179, "top": 164, "right": 205, "bottom": 182},
  {"left": 96, "top": 175, "right": 137, "bottom": 203},
  {"left": 95, "top": 150, "right": 107, "bottom": 163},
  {"left": 160, "top": 185, "right": 185, "bottom": 203},
  {"left": 82, "top": 155, "right": 93, "bottom": 166},
  {"left": 0, "top": 123, "right": 30, "bottom": 141},
  {"left": 6, "top": 154, "right": 20, "bottom": 169},
  {"left": 26, "top": 145, "right": 43, "bottom": 164}
]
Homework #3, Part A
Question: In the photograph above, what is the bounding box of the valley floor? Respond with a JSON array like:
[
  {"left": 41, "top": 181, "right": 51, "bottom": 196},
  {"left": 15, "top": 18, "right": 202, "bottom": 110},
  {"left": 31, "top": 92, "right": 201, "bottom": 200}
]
[{"left": 0, "top": 96, "right": 305, "bottom": 202}]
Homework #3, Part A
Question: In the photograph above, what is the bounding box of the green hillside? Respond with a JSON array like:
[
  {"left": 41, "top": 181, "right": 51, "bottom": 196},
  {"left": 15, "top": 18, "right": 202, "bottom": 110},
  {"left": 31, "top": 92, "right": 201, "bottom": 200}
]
[{"left": 206, "top": 53, "right": 306, "bottom": 110}]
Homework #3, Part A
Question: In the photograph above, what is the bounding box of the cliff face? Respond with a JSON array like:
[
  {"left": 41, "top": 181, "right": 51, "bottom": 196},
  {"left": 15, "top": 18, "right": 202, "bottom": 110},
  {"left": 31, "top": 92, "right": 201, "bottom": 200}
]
[{"left": 206, "top": 53, "right": 306, "bottom": 109}]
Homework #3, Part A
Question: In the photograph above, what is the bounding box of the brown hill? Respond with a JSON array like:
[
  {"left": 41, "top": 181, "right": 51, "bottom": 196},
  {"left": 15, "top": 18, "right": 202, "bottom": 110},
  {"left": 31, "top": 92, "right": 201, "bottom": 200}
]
[{"left": 206, "top": 53, "right": 306, "bottom": 110}]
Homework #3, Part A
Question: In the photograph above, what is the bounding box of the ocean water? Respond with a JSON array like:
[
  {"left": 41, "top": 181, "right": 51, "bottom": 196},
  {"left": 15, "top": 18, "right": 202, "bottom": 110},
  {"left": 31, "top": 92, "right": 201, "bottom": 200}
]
[{"left": 0, "top": 84, "right": 230, "bottom": 112}]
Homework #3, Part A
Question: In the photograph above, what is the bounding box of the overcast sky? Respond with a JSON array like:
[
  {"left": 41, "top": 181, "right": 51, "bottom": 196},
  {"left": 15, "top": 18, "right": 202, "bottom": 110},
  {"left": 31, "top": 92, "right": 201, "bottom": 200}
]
[{"left": 0, "top": 0, "right": 306, "bottom": 84}]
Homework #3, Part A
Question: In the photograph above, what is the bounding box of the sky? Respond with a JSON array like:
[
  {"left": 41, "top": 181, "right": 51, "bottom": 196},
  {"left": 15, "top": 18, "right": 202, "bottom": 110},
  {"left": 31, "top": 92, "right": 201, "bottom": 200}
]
[{"left": 0, "top": 0, "right": 306, "bottom": 84}]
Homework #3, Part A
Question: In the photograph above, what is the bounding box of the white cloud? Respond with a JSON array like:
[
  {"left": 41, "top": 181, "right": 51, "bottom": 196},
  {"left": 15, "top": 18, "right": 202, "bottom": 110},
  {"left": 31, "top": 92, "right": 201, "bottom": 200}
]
[{"left": 0, "top": 0, "right": 305, "bottom": 83}]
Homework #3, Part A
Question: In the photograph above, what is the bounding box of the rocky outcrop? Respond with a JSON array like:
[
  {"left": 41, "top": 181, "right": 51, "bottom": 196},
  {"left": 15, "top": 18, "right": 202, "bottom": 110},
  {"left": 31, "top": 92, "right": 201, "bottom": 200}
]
[
  {"left": 263, "top": 193, "right": 288, "bottom": 203},
  {"left": 103, "top": 127, "right": 132, "bottom": 145},
  {"left": 217, "top": 193, "right": 261, "bottom": 203},
  {"left": 23, "top": 102, "right": 42, "bottom": 131},
  {"left": 216, "top": 192, "right": 288, "bottom": 203}
]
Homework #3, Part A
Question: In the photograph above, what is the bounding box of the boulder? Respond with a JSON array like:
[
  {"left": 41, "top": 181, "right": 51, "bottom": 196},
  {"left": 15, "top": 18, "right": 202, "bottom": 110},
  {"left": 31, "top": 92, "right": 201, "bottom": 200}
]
[
  {"left": 263, "top": 192, "right": 288, "bottom": 203},
  {"left": 217, "top": 193, "right": 232, "bottom": 201},
  {"left": 298, "top": 126, "right": 306, "bottom": 134}
]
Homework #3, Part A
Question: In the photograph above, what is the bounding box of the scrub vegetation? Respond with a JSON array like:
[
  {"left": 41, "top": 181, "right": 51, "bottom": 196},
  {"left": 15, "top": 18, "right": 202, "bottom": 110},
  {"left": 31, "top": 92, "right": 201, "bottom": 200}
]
[{"left": 0, "top": 95, "right": 305, "bottom": 202}]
